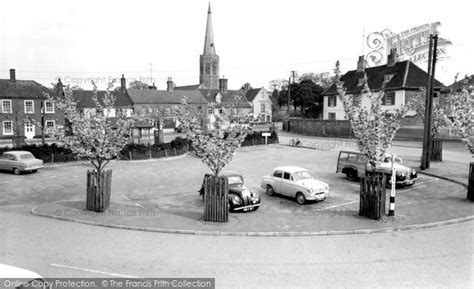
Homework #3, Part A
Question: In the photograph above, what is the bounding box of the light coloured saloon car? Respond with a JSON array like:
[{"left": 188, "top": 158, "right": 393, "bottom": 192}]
[
  {"left": 0, "top": 151, "right": 44, "bottom": 175},
  {"left": 261, "top": 166, "right": 329, "bottom": 205}
]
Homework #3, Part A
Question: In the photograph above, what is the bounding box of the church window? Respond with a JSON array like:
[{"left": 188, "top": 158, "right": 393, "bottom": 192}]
[
  {"left": 206, "top": 64, "right": 211, "bottom": 74},
  {"left": 212, "top": 63, "right": 217, "bottom": 75}
]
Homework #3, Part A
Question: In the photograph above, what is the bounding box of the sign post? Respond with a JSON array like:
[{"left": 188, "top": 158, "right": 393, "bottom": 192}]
[
  {"left": 388, "top": 154, "right": 397, "bottom": 216},
  {"left": 262, "top": 132, "right": 271, "bottom": 145}
]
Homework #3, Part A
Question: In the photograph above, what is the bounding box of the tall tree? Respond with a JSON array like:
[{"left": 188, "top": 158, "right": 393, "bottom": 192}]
[
  {"left": 292, "top": 79, "right": 325, "bottom": 117},
  {"left": 128, "top": 80, "right": 150, "bottom": 90},
  {"left": 299, "top": 72, "right": 333, "bottom": 89}
]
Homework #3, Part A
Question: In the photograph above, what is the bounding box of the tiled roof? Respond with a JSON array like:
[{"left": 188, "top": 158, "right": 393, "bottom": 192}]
[
  {"left": 245, "top": 88, "right": 261, "bottom": 102},
  {"left": 323, "top": 60, "right": 445, "bottom": 96},
  {"left": 0, "top": 79, "right": 53, "bottom": 98},
  {"left": 127, "top": 89, "right": 208, "bottom": 105},
  {"left": 447, "top": 75, "right": 474, "bottom": 92},
  {"left": 198, "top": 89, "right": 252, "bottom": 108},
  {"left": 72, "top": 90, "right": 133, "bottom": 108},
  {"left": 174, "top": 84, "right": 201, "bottom": 90}
]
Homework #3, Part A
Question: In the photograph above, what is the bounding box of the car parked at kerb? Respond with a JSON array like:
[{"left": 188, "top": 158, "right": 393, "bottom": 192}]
[
  {"left": 261, "top": 166, "right": 329, "bottom": 205},
  {"left": 0, "top": 151, "right": 44, "bottom": 175}
]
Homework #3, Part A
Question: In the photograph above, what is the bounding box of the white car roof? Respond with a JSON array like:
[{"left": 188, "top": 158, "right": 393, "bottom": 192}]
[
  {"left": 273, "top": 166, "right": 308, "bottom": 174},
  {"left": 0, "top": 264, "right": 43, "bottom": 279},
  {"left": 2, "top": 151, "right": 33, "bottom": 156}
]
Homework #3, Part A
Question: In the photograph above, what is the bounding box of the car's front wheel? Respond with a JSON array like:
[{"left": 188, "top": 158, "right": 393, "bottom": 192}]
[
  {"left": 346, "top": 169, "right": 358, "bottom": 181},
  {"left": 13, "top": 168, "right": 20, "bottom": 175},
  {"left": 296, "top": 193, "right": 306, "bottom": 205},
  {"left": 266, "top": 185, "right": 274, "bottom": 196}
]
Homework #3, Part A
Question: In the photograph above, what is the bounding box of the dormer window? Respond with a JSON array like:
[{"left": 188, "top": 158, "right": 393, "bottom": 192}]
[
  {"left": 384, "top": 74, "right": 394, "bottom": 83},
  {"left": 357, "top": 78, "right": 365, "bottom": 87}
]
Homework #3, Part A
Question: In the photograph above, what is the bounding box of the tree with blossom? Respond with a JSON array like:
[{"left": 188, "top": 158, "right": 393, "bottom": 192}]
[
  {"left": 445, "top": 75, "right": 473, "bottom": 154},
  {"left": 334, "top": 61, "right": 413, "bottom": 166},
  {"left": 45, "top": 81, "right": 137, "bottom": 174},
  {"left": 410, "top": 88, "right": 448, "bottom": 139},
  {"left": 175, "top": 97, "right": 251, "bottom": 177}
]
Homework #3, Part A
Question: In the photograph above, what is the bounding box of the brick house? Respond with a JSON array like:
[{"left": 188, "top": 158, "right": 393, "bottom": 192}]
[{"left": 0, "top": 69, "right": 64, "bottom": 140}]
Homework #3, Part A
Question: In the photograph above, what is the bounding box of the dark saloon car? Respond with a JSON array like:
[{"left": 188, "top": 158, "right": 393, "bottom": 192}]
[{"left": 199, "top": 171, "right": 261, "bottom": 212}]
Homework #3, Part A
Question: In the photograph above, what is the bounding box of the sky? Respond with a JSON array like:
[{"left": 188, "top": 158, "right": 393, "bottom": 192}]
[{"left": 1, "top": 0, "right": 472, "bottom": 90}]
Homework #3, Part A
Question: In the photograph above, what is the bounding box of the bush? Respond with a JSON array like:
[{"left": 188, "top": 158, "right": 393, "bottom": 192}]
[
  {"left": 0, "top": 143, "right": 75, "bottom": 163},
  {"left": 241, "top": 130, "right": 279, "bottom": 147}
]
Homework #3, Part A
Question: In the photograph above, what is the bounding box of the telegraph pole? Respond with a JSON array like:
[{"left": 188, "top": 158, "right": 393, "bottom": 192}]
[
  {"left": 421, "top": 34, "right": 438, "bottom": 170},
  {"left": 287, "top": 76, "right": 291, "bottom": 115},
  {"left": 291, "top": 70, "right": 297, "bottom": 83}
]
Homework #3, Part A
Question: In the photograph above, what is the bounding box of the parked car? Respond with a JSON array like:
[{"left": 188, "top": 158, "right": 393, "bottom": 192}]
[
  {"left": 0, "top": 151, "right": 44, "bottom": 175},
  {"left": 0, "top": 263, "right": 50, "bottom": 288},
  {"left": 336, "top": 150, "right": 417, "bottom": 187},
  {"left": 199, "top": 171, "right": 261, "bottom": 212},
  {"left": 261, "top": 166, "right": 329, "bottom": 205}
]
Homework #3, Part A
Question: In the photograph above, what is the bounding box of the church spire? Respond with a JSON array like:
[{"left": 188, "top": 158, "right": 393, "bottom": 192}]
[{"left": 203, "top": 2, "right": 216, "bottom": 55}]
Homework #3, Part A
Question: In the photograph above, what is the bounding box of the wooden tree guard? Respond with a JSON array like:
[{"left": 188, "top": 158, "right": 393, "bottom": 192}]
[
  {"left": 468, "top": 162, "right": 474, "bottom": 202},
  {"left": 86, "top": 170, "right": 112, "bottom": 212},
  {"left": 359, "top": 172, "right": 387, "bottom": 220},
  {"left": 203, "top": 174, "right": 229, "bottom": 222},
  {"left": 430, "top": 139, "right": 443, "bottom": 161}
]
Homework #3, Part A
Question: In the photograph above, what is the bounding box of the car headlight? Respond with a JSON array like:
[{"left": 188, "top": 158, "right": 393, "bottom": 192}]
[{"left": 233, "top": 195, "right": 240, "bottom": 202}]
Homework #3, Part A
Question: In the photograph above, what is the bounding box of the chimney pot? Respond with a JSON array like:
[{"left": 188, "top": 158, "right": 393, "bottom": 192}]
[
  {"left": 387, "top": 48, "right": 397, "bottom": 67},
  {"left": 9, "top": 69, "right": 16, "bottom": 83}
]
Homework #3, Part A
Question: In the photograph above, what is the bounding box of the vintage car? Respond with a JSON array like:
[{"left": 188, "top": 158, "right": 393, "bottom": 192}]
[
  {"left": 0, "top": 263, "right": 49, "bottom": 288},
  {"left": 199, "top": 171, "right": 261, "bottom": 212},
  {"left": 336, "top": 150, "right": 417, "bottom": 187},
  {"left": 261, "top": 166, "right": 329, "bottom": 205},
  {"left": 0, "top": 151, "right": 44, "bottom": 175}
]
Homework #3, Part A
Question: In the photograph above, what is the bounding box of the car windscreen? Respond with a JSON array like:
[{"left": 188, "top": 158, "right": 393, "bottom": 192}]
[
  {"left": 227, "top": 176, "right": 243, "bottom": 185},
  {"left": 19, "top": 154, "right": 35, "bottom": 160},
  {"left": 293, "top": 171, "right": 312, "bottom": 181}
]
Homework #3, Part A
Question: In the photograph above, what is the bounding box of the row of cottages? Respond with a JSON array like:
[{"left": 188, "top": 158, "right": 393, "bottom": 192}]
[
  {"left": 0, "top": 69, "right": 64, "bottom": 140},
  {"left": 322, "top": 49, "right": 446, "bottom": 122}
]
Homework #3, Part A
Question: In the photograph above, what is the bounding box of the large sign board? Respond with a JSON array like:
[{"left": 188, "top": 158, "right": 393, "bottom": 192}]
[{"left": 366, "top": 22, "right": 451, "bottom": 69}]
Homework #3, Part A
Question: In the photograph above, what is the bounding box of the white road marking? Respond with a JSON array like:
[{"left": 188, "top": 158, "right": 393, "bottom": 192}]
[
  {"left": 50, "top": 263, "right": 139, "bottom": 278},
  {"left": 120, "top": 194, "right": 131, "bottom": 201},
  {"left": 319, "top": 200, "right": 358, "bottom": 210}
]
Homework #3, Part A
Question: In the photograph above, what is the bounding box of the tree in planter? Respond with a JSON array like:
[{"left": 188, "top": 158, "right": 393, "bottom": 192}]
[
  {"left": 444, "top": 75, "right": 473, "bottom": 200},
  {"left": 175, "top": 97, "right": 251, "bottom": 222},
  {"left": 334, "top": 61, "right": 413, "bottom": 219},
  {"left": 45, "top": 82, "right": 137, "bottom": 212}
]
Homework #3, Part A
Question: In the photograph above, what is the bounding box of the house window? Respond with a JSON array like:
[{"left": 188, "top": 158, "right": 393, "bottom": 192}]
[
  {"left": 328, "top": 96, "right": 337, "bottom": 107},
  {"left": 382, "top": 92, "right": 395, "bottom": 106},
  {"left": 3, "top": 121, "right": 13, "bottom": 135},
  {"left": 2, "top": 100, "right": 12, "bottom": 113},
  {"left": 45, "top": 120, "right": 55, "bottom": 129},
  {"left": 260, "top": 103, "right": 265, "bottom": 113},
  {"left": 208, "top": 108, "right": 213, "bottom": 115},
  {"left": 218, "top": 108, "right": 223, "bottom": 114},
  {"left": 44, "top": 101, "right": 55, "bottom": 113},
  {"left": 328, "top": 112, "right": 336, "bottom": 120},
  {"left": 24, "top": 100, "right": 34, "bottom": 114}
]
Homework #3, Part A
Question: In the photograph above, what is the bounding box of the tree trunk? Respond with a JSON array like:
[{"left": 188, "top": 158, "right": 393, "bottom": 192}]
[
  {"left": 203, "top": 174, "right": 229, "bottom": 222},
  {"left": 359, "top": 171, "right": 386, "bottom": 220},
  {"left": 86, "top": 170, "right": 112, "bottom": 212},
  {"left": 468, "top": 162, "right": 474, "bottom": 202}
]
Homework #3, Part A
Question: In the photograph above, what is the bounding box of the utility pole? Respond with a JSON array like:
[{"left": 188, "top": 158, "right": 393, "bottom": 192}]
[
  {"left": 421, "top": 34, "right": 438, "bottom": 170},
  {"left": 287, "top": 77, "right": 291, "bottom": 115},
  {"left": 290, "top": 70, "right": 297, "bottom": 83},
  {"left": 40, "top": 101, "right": 45, "bottom": 145}
]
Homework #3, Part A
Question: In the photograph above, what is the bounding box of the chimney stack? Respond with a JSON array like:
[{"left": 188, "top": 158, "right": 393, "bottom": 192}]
[
  {"left": 9, "top": 69, "right": 16, "bottom": 83},
  {"left": 167, "top": 77, "right": 174, "bottom": 92},
  {"left": 120, "top": 74, "right": 126, "bottom": 92},
  {"left": 387, "top": 48, "right": 397, "bottom": 67},
  {"left": 219, "top": 77, "right": 228, "bottom": 92},
  {"left": 242, "top": 82, "right": 251, "bottom": 94},
  {"left": 357, "top": 56, "right": 365, "bottom": 72}
]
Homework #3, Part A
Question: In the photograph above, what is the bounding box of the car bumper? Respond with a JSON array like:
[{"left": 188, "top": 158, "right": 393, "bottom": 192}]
[
  {"left": 233, "top": 203, "right": 261, "bottom": 211},
  {"left": 306, "top": 191, "right": 328, "bottom": 201},
  {"left": 24, "top": 165, "right": 44, "bottom": 171}
]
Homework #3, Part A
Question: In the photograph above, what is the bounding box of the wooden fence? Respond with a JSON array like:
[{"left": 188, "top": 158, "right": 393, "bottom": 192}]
[
  {"left": 86, "top": 170, "right": 112, "bottom": 212},
  {"left": 203, "top": 174, "right": 229, "bottom": 222},
  {"left": 359, "top": 172, "right": 387, "bottom": 220}
]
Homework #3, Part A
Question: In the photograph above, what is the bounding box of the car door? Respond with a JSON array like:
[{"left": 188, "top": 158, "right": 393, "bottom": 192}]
[
  {"left": 280, "top": 172, "right": 295, "bottom": 197},
  {"left": 271, "top": 170, "right": 283, "bottom": 193},
  {"left": 0, "top": 154, "right": 14, "bottom": 171}
]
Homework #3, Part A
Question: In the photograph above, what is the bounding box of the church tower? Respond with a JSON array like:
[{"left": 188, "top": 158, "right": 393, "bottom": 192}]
[{"left": 199, "top": 3, "right": 219, "bottom": 90}]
